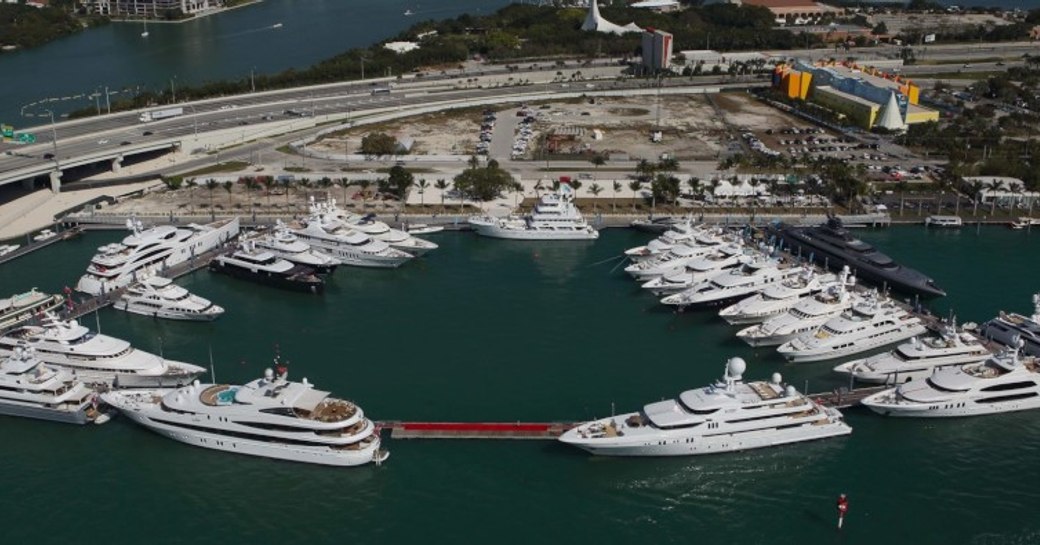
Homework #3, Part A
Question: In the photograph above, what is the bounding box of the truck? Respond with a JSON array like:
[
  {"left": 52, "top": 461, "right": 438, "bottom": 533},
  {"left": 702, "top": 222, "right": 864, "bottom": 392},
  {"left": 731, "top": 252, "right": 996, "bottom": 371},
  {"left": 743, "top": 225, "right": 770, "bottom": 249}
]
[{"left": 139, "top": 107, "right": 184, "bottom": 123}]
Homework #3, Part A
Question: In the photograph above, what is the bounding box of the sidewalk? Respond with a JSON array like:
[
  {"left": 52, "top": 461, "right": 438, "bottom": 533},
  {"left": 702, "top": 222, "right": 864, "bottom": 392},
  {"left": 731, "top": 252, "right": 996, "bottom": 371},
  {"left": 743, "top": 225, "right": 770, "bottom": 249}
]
[{"left": 0, "top": 180, "right": 162, "bottom": 240}]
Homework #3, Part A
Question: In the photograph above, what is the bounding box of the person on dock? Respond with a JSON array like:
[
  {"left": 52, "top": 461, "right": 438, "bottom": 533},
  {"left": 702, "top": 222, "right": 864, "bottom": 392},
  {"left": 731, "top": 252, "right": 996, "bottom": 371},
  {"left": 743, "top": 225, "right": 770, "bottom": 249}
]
[{"left": 836, "top": 493, "right": 849, "bottom": 529}]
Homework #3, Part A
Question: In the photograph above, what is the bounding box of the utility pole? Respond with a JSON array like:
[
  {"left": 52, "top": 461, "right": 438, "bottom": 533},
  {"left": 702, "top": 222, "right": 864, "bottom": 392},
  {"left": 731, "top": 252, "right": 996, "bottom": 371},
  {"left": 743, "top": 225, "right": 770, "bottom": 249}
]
[
  {"left": 250, "top": 67, "right": 256, "bottom": 93},
  {"left": 104, "top": 86, "right": 111, "bottom": 114},
  {"left": 170, "top": 76, "right": 177, "bottom": 103}
]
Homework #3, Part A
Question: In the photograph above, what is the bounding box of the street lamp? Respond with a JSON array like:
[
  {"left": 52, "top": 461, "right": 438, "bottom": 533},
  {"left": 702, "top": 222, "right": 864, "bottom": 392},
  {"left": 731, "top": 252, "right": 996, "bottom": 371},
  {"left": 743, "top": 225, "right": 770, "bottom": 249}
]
[
  {"left": 187, "top": 103, "right": 198, "bottom": 139},
  {"left": 41, "top": 108, "right": 60, "bottom": 170},
  {"left": 170, "top": 75, "right": 178, "bottom": 103},
  {"left": 250, "top": 67, "right": 256, "bottom": 93}
]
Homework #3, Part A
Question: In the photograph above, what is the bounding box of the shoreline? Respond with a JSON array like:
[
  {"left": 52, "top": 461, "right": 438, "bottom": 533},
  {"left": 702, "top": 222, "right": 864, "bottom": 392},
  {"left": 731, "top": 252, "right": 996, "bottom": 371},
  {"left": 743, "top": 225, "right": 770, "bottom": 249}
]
[{"left": 108, "top": 0, "right": 263, "bottom": 25}]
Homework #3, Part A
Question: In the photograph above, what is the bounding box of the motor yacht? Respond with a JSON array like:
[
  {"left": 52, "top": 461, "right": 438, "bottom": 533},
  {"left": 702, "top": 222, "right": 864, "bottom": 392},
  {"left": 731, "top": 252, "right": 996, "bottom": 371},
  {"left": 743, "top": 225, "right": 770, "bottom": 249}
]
[
  {"left": 76, "top": 217, "right": 240, "bottom": 296},
  {"left": 624, "top": 219, "right": 704, "bottom": 261},
  {"left": 979, "top": 293, "right": 1040, "bottom": 357},
  {"left": 0, "top": 288, "right": 64, "bottom": 331},
  {"left": 777, "top": 293, "right": 928, "bottom": 363},
  {"left": 103, "top": 366, "right": 388, "bottom": 466},
  {"left": 625, "top": 238, "right": 729, "bottom": 281},
  {"left": 0, "top": 343, "right": 104, "bottom": 425},
  {"left": 32, "top": 229, "right": 57, "bottom": 242},
  {"left": 641, "top": 243, "right": 747, "bottom": 296},
  {"left": 114, "top": 276, "right": 224, "bottom": 321},
  {"left": 245, "top": 221, "right": 339, "bottom": 274},
  {"left": 718, "top": 269, "right": 839, "bottom": 325},
  {"left": 833, "top": 319, "right": 992, "bottom": 384},
  {"left": 660, "top": 257, "right": 807, "bottom": 308},
  {"left": 861, "top": 342, "right": 1040, "bottom": 417},
  {"left": 735, "top": 274, "right": 859, "bottom": 347},
  {"left": 0, "top": 313, "right": 205, "bottom": 387},
  {"left": 210, "top": 243, "right": 324, "bottom": 294},
  {"left": 289, "top": 205, "right": 414, "bottom": 268},
  {"left": 468, "top": 184, "right": 599, "bottom": 240},
  {"left": 318, "top": 197, "right": 438, "bottom": 256},
  {"left": 559, "top": 357, "right": 852, "bottom": 456},
  {"left": 0, "top": 244, "right": 19, "bottom": 257}
]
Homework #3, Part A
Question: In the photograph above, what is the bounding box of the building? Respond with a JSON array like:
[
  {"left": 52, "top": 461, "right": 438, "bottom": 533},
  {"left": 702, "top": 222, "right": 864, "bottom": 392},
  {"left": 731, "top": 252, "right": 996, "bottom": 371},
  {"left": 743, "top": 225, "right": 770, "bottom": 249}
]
[
  {"left": 85, "top": 0, "right": 216, "bottom": 17},
  {"left": 733, "top": 0, "right": 841, "bottom": 23},
  {"left": 641, "top": 28, "right": 673, "bottom": 72},
  {"left": 629, "top": 0, "right": 680, "bottom": 12},
  {"left": 963, "top": 176, "right": 1038, "bottom": 207},
  {"left": 581, "top": 0, "right": 641, "bottom": 35},
  {"left": 772, "top": 59, "right": 939, "bottom": 130}
]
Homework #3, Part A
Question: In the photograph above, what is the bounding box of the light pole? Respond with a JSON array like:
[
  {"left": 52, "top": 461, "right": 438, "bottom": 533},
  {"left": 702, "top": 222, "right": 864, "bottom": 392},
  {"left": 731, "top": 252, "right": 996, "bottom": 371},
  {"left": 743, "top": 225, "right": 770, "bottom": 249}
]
[
  {"left": 250, "top": 67, "right": 256, "bottom": 93},
  {"left": 187, "top": 103, "right": 198, "bottom": 139},
  {"left": 170, "top": 75, "right": 177, "bottom": 103},
  {"left": 42, "top": 109, "right": 60, "bottom": 168}
]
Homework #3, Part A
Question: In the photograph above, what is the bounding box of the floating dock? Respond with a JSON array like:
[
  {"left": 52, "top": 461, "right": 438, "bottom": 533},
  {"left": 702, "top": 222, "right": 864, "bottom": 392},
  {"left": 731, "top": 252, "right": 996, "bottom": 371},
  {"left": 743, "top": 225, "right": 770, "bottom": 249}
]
[
  {"left": 0, "top": 226, "right": 81, "bottom": 266},
  {"left": 378, "top": 421, "right": 579, "bottom": 440}
]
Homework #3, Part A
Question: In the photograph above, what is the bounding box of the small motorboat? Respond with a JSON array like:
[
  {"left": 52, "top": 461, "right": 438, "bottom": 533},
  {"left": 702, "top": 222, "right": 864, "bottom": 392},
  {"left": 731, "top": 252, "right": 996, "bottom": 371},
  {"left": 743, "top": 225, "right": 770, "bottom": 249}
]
[{"left": 404, "top": 223, "right": 444, "bottom": 235}]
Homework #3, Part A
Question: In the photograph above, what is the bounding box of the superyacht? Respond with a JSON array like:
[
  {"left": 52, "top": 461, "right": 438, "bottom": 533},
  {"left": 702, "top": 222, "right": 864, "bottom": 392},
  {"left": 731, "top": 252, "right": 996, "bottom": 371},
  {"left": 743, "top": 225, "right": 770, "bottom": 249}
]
[
  {"left": 558, "top": 357, "right": 852, "bottom": 456},
  {"left": 978, "top": 293, "right": 1040, "bottom": 356},
  {"left": 833, "top": 319, "right": 992, "bottom": 384},
  {"left": 114, "top": 276, "right": 224, "bottom": 321},
  {"left": 861, "top": 342, "right": 1040, "bottom": 418},
  {"left": 320, "top": 198, "right": 438, "bottom": 256},
  {"left": 735, "top": 275, "right": 858, "bottom": 347},
  {"left": 624, "top": 220, "right": 706, "bottom": 262},
  {"left": 290, "top": 205, "right": 413, "bottom": 268},
  {"left": 717, "top": 269, "right": 838, "bottom": 325},
  {"left": 76, "top": 217, "right": 240, "bottom": 296},
  {"left": 103, "top": 366, "right": 388, "bottom": 466},
  {"left": 660, "top": 258, "right": 808, "bottom": 308},
  {"left": 0, "top": 313, "right": 205, "bottom": 387},
  {"left": 777, "top": 293, "right": 928, "bottom": 363},
  {"left": 772, "top": 216, "right": 944, "bottom": 297},
  {"left": 210, "top": 243, "right": 325, "bottom": 293},
  {"left": 625, "top": 239, "right": 728, "bottom": 281},
  {"left": 468, "top": 184, "right": 599, "bottom": 240},
  {"left": 0, "top": 288, "right": 65, "bottom": 331},
  {"left": 245, "top": 221, "right": 339, "bottom": 274},
  {"left": 641, "top": 243, "right": 747, "bottom": 296},
  {"left": 0, "top": 343, "right": 101, "bottom": 425}
]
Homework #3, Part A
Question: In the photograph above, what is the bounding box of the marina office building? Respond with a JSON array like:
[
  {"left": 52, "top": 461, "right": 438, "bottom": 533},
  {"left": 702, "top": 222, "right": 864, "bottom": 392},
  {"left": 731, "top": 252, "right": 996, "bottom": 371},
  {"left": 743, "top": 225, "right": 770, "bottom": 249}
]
[{"left": 84, "top": 0, "right": 216, "bottom": 17}]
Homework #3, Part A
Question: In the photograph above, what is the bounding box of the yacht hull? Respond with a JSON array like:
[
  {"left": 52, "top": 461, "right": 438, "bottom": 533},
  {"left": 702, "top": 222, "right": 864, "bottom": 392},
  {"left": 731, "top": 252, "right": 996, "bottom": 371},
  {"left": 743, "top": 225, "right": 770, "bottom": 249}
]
[
  {"left": 113, "top": 300, "right": 222, "bottom": 322},
  {"left": 469, "top": 221, "right": 599, "bottom": 240},
  {"left": 779, "top": 326, "right": 928, "bottom": 363},
  {"left": 120, "top": 410, "right": 385, "bottom": 467},
  {"left": 209, "top": 262, "right": 324, "bottom": 294},
  {"left": 0, "top": 401, "right": 89, "bottom": 425},
  {"left": 862, "top": 394, "right": 1040, "bottom": 418}
]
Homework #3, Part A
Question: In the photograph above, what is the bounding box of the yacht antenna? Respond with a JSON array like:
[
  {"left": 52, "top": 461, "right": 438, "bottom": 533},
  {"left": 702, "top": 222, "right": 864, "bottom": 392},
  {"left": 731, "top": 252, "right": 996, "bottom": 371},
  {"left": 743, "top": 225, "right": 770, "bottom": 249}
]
[
  {"left": 209, "top": 345, "right": 216, "bottom": 384},
  {"left": 94, "top": 306, "right": 102, "bottom": 334}
]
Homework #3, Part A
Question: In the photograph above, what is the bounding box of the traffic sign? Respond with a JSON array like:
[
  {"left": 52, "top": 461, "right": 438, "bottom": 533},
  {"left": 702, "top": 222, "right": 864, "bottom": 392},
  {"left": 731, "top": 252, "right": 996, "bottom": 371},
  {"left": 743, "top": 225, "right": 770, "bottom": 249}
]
[
  {"left": 1, "top": 124, "right": 12, "bottom": 138},
  {"left": 15, "top": 133, "right": 36, "bottom": 144}
]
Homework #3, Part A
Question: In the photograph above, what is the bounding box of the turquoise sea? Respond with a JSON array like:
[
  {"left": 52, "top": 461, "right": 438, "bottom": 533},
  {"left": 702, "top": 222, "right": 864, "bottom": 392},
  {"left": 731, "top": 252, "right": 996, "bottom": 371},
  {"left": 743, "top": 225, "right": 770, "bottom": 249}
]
[{"left": 1, "top": 226, "right": 1039, "bottom": 544}]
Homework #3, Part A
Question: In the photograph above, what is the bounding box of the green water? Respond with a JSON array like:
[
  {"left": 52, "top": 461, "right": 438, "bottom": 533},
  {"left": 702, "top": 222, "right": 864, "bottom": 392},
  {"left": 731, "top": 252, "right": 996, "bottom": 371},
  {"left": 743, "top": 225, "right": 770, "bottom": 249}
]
[{"left": 1, "top": 226, "right": 1039, "bottom": 545}]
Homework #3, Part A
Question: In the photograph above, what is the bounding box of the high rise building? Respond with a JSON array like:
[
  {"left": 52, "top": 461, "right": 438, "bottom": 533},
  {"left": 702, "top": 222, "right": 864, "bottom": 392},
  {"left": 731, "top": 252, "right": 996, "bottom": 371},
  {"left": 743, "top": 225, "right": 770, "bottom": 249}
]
[{"left": 641, "top": 28, "right": 673, "bottom": 72}]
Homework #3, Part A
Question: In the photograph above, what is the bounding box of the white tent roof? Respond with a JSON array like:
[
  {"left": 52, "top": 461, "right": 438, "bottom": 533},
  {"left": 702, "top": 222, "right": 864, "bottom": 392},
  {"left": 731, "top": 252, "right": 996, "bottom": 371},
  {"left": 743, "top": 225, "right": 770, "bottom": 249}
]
[
  {"left": 875, "top": 92, "right": 906, "bottom": 131},
  {"left": 581, "top": 0, "right": 641, "bottom": 34}
]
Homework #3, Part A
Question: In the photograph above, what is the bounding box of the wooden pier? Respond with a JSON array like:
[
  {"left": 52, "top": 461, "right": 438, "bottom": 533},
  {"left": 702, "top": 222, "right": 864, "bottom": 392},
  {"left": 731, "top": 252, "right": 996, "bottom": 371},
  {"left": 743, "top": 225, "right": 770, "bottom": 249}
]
[
  {"left": 808, "top": 386, "right": 888, "bottom": 409},
  {"left": 377, "top": 421, "right": 580, "bottom": 440}
]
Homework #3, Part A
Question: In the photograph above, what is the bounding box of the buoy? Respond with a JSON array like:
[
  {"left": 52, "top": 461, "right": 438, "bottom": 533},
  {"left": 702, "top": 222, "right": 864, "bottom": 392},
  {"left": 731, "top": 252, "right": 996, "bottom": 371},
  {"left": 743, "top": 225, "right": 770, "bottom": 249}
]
[{"left": 836, "top": 493, "right": 849, "bottom": 529}]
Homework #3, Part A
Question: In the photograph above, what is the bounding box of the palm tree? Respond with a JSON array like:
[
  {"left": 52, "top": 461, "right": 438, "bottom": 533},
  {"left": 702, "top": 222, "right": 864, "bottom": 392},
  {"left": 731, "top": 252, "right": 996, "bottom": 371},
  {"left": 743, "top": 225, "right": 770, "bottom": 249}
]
[
  {"left": 222, "top": 180, "right": 233, "bottom": 210},
  {"left": 205, "top": 178, "right": 218, "bottom": 210},
  {"left": 612, "top": 181, "right": 622, "bottom": 213},
  {"left": 358, "top": 179, "right": 371, "bottom": 208},
  {"left": 987, "top": 179, "right": 1003, "bottom": 215},
  {"left": 434, "top": 179, "right": 448, "bottom": 212},
  {"left": 709, "top": 179, "right": 721, "bottom": 210},
  {"left": 186, "top": 179, "right": 197, "bottom": 215},
  {"left": 896, "top": 180, "right": 909, "bottom": 216},
  {"left": 280, "top": 177, "right": 293, "bottom": 207},
  {"left": 967, "top": 180, "right": 984, "bottom": 217},
  {"left": 511, "top": 181, "right": 524, "bottom": 207},
  {"left": 589, "top": 183, "right": 603, "bottom": 212},
  {"left": 534, "top": 180, "right": 545, "bottom": 197},
  {"left": 628, "top": 180, "right": 642, "bottom": 212},
  {"left": 590, "top": 153, "right": 606, "bottom": 171},
  {"left": 416, "top": 179, "right": 430, "bottom": 207}
]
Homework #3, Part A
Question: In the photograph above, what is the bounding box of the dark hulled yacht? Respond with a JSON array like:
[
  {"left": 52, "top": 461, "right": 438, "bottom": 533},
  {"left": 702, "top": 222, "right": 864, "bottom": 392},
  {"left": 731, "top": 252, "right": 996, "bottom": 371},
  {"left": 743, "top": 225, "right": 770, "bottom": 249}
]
[{"left": 209, "top": 244, "right": 324, "bottom": 293}]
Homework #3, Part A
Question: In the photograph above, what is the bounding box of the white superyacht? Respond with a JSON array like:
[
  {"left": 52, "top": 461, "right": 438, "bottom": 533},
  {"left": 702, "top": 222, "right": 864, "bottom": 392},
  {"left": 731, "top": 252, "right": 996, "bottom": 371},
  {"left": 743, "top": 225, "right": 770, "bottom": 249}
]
[
  {"left": 979, "top": 293, "right": 1040, "bottom": 357},
  {"left": 777, "top": 293, "right": 928, "bottom": 363},
  {"left": 76, "top": 217, "right": 240, "bottom": 296},
  {"left": 0, "top": 343, "right": 102, "bottom": 425},
  {"left": 0, "top": 313, "right": 205, "bottom": 387},
  {"left": 114, "top": 276, "right": 224, "bottom": 321},
  {"left": 624, "top": 220, "right": 707, "bottom": 262},
  {"left": 718, "top": 269, "right": 838, "bottom": 325},
  {"left": 559, "top": 357, "right": 852, "bottom": 457},
  {"left": 0, "top": 288, "right": 65, "bottom": 331},
  {"left": 661, "top": 257, "right": 808, "bottom": 308},
  {"left": 468, "top": 184, "right": 599, "bottom": 240},
  {"left": 625, "top": 237, "right": 728, "bottom": 281},
  {"left": 320, "top": 197, "right": 438, "bottom": 257},
  {"left": 290, "top": 204, "right": 414, "bottom": 268},
  {"left": 641, "top": 243, "right": 747, "bottom": 296},
  {"left": 103, "top": 366, "right": 388, "bottom": 467},
  {"left": 861, "top": 342, "right": 1040, "bottom": 418},
  {"left": 736, "top": 275, "right": 859, "bottom": 347},
  {"left": 245, "top": 221, "right": 339, "bottom": 274},
  {"left": 833, "top": 319, "right": 992, "bottom": 384}
]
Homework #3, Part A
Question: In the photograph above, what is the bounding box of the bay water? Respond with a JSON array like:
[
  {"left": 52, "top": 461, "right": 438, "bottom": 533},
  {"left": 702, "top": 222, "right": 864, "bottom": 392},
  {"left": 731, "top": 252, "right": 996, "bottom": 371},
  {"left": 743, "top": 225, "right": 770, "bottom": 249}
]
[{"left": 1, "top": 226, "right": 1039, "bottom": 544}]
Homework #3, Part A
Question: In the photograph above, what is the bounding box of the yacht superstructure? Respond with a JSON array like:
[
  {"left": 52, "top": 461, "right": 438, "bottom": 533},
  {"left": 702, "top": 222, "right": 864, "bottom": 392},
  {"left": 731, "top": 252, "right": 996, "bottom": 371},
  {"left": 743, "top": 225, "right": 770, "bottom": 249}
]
[
  {"left": 735, "top": 275, "right": 858, "bottom": 347},
  {"left": 661, "top": 258, "right": 807, "bottom": 308},
  {"left": 290, "top": 205, "right": 414, "bottom": 268},
  {"left": 103, "top": 366, "right": 388, "bottom": 466},
  {"left": 76, "top": 217, "right": 239, "bottom": 296},
  {"left": 861, "top": 343, "right": 1040, "bottom": 417},
  {"left": 979, "top": 293, "right": 1040, "bottom": 357},
  {"left": 641, "top": 243, "right": 747, "bottom": 296},
  {"left": 624, "top": 237, "right": 728, "bottom": 281},
  {"left": 210, "top": 244, "right": 325, "bottom": 293},
  {"left": 0, "top": 343, "right": 99, "bottom": 424},
  {"left": 559, "top": 357, "right": 851, "bottom": 456},
  {"left": 319, "top": 198, "right": 438, "bottom": 257},
  {"left": 833, "top": 320, "right": 992, "bottom": 384},
  {"left": 624, "top": 219, "right": 704, "bottom": 261},
  {"left": 777, "top": 293, "right": 928, "bottom": 363},
  {"left": 717, "top": 269, "right": 838, "bottom": 325},
  {"left": 0, "top": 288, "right": 65, "bottom": 331},
  {"left": 245, "top": 221, "right": 339, "bottom": 274},
  {"left": 468, "top": 184, "right": 599, "bottom": 240},
  {"left": 114, "top": 276, "right": 224, "bottom": 321},
  {"left": 0, "top": 313, "right": 205, "bottom": 387}
]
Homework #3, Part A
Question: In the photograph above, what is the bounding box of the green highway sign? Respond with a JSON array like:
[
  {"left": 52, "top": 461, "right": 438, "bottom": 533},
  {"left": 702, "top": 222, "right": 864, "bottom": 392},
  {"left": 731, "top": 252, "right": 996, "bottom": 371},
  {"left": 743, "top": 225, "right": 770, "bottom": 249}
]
[
  {"left": 15, "top": 133, "right": 36, "bottom": 144},
  {"left": 1, "top": 124, "right": 13, "bottom": 138}
]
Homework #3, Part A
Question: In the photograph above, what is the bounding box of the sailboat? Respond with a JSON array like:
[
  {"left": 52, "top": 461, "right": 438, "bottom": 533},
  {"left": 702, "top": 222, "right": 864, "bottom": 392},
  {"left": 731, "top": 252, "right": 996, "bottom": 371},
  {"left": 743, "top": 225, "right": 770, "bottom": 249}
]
[
  {"left": 403, "top": 8, "right": 414, "bottom": 16},
  {"left": 141, "top": 20, "right": 149, "bottom": 38}
]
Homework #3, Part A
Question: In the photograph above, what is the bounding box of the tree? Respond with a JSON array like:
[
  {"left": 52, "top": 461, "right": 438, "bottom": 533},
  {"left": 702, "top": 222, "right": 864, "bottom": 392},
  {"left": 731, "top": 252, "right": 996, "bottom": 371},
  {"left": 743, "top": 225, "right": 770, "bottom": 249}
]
[
  {"left": 871, "top": 22, "right": 888, "bottom": 36},
  {"left": 651, "top": 174, "right": 681, "bottom": 207},
  {"left": 628, "top": 180, "right": 642, "bottom": 212},
  {"left": 416, "top": 179, "right": 430, "bottom": 206},
  {"left": 205, "top": 178, "right": 218, "bottom": 209},
  {"left": 357, "top": 179, "right": 372, "bottom": 207},
  {"left": 434, "top": 179, "right": 449, "bottom": 210},
  {"left": 453, "top": 162, "right": 515, "bottom": 202},
  {"left": 222, "top": 180, "right": 233, "bottom": 209},
  {"left": 612, "top": 181, "right": 622, "bottom": 213},
  {"left": 186, "top": 179, "right": 197, "bottom": 214},
  {"left": 360, "top": 132, "right": 398, "bottom": 157},
  {"left": 589, "top": 153, "right": 606, "bottom": 170},
  {"left": 384, "top": 165, "right": 414, "bottom": 199},
  {"left": 589, "top": 183, "right": 603, "bottom": 212}
]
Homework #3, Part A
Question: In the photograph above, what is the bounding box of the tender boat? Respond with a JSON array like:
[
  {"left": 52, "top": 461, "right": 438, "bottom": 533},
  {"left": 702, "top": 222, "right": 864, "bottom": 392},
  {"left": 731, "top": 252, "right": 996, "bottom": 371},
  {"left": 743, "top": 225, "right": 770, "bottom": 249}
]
[
  {"left": 833, "top": 319, "right": 992, "bottom": 384},
  {"left": 0, "top": 244, "right": 20, "bottom": 257},
  {"left": 0, "top": 313, "right": 205, "bottom": 387},
  {"left": 103, "top": 365, "right": 389, "bottom": 466},
  {"left": 468, "top": 184, "right": 599, "bottom": 240},
  {"left": 209, "top": 244, "right": 324, "bottom": 294},
  {"left": 32, "top": 229, "right": 57, "bottom": 242},
  {"left": 777, "top": 292, "right": 928, "bottom": 363},
  {"left": 861, "top": 341, "right": 1040, "bottom": 418},
  {"left": 403, "top": 223, "right": 445, "bottom": 235},
  {"left": 772, "top": 215, "right": 944, "bottom": 297},
  {"left": 717, "top": 269, "right": 838, "bottom": 325},
  {"left": 76, "top": 217, "right": 239, "bottom": 296},
  {"left": 114, "top": 276, "right": 224, "bottom": 321},
  {"left": 245, "top": 221, "right": 339, "bottom": 274},
  {"left": 559, "top": 357, "right": 852, "bottom": 456},
  {"left": 925, "top": 215, "right": 963, "bottom": 228},
  {"left": 0, "top": 343, "right": 104, "bottom": 425}
]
